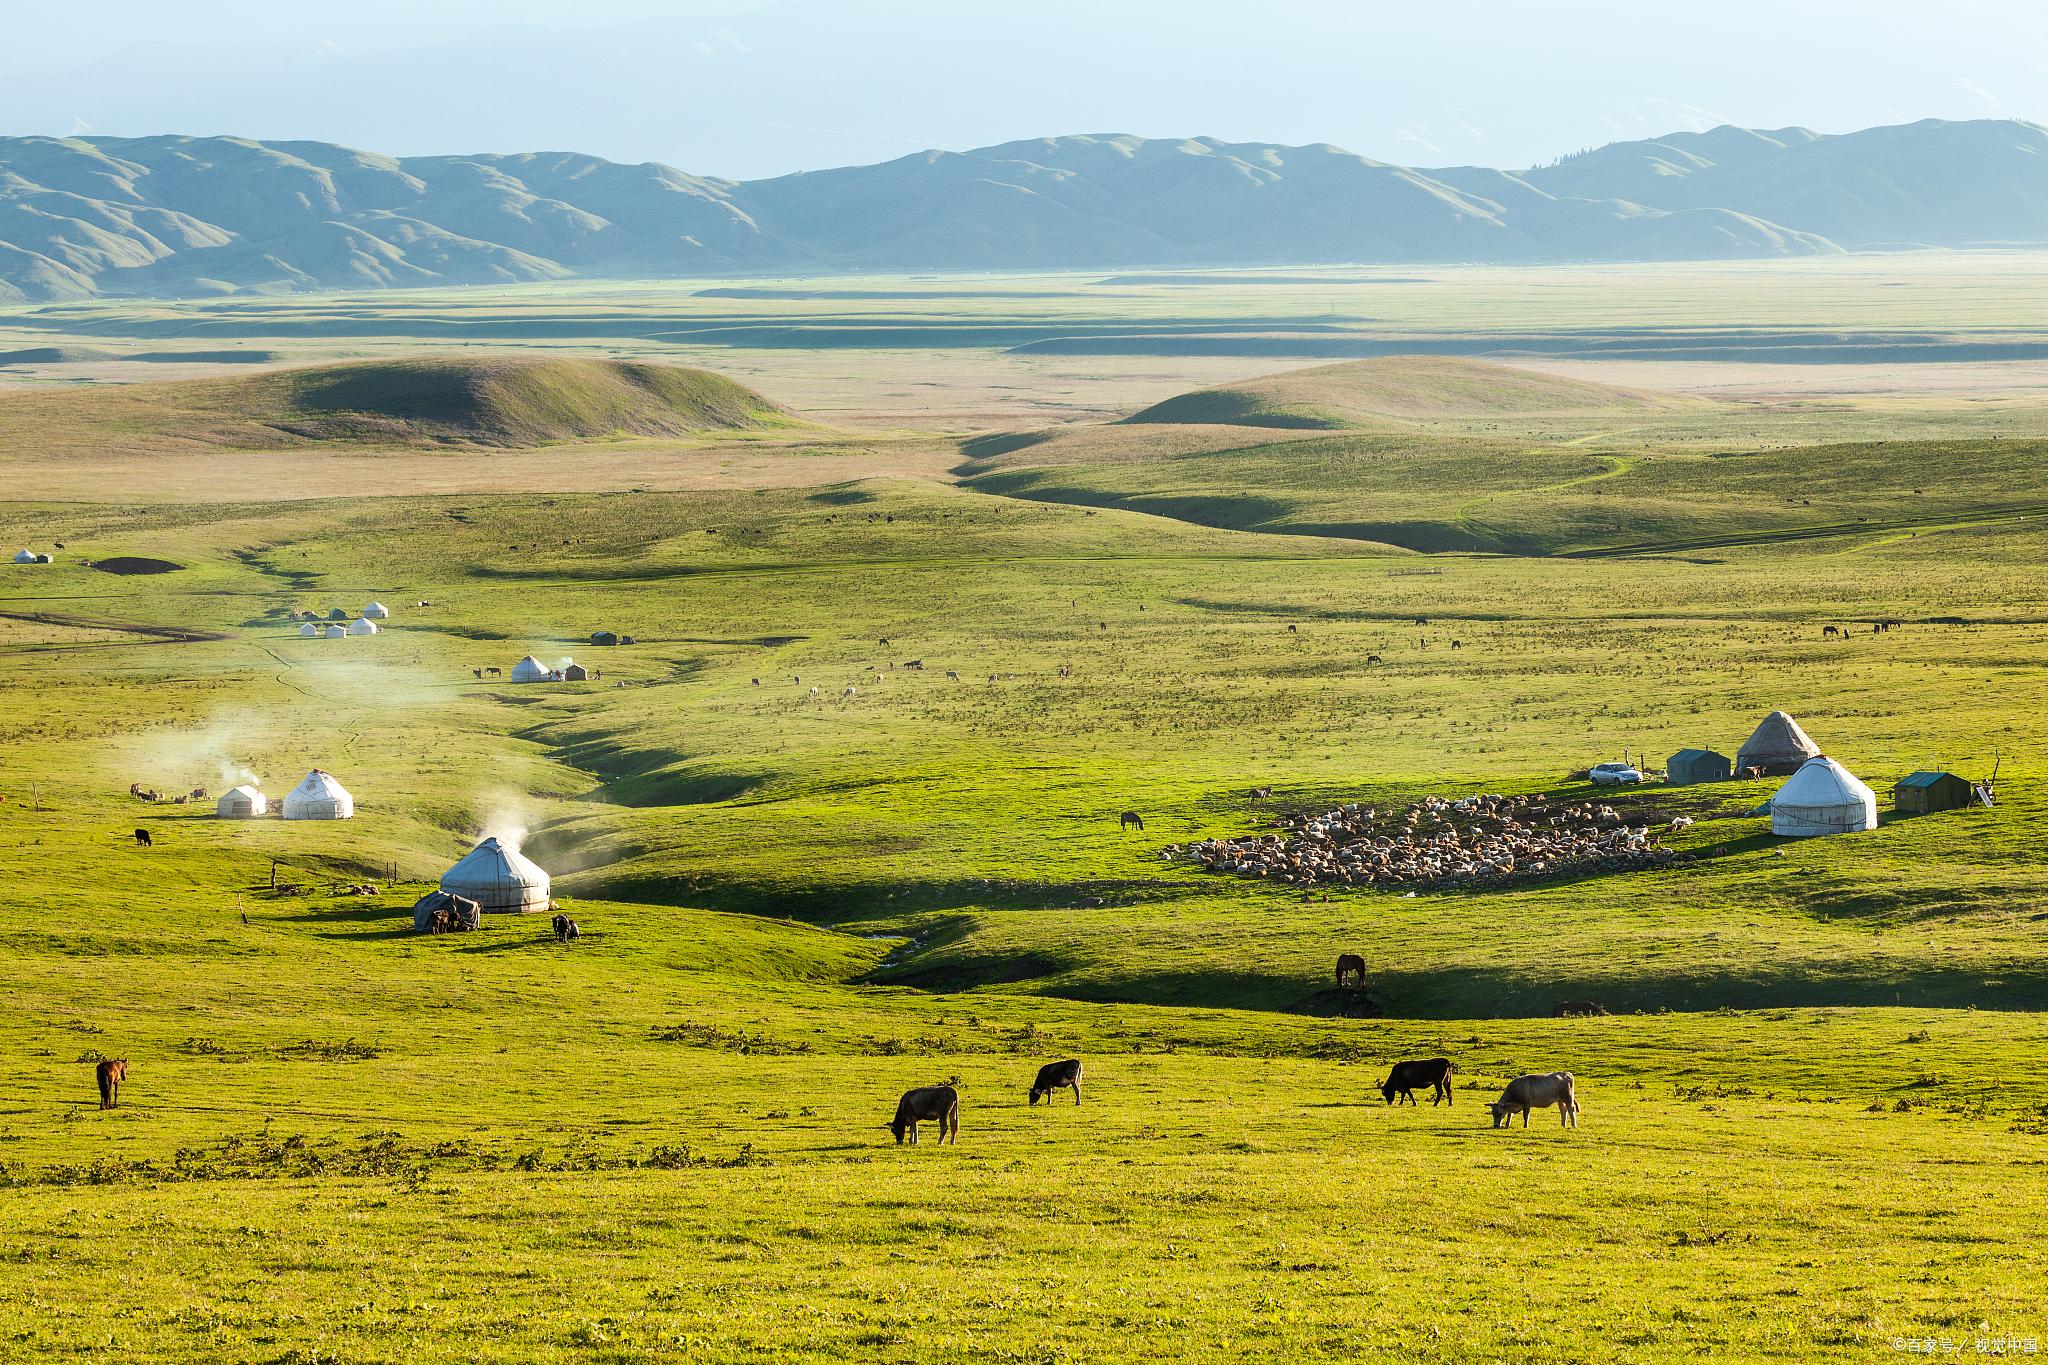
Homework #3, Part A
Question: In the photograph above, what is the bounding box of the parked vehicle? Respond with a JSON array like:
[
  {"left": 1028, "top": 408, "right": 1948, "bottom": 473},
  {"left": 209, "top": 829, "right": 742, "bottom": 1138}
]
[{"left": 1589, "top": 761, "right": 1646, "bottom": 786}]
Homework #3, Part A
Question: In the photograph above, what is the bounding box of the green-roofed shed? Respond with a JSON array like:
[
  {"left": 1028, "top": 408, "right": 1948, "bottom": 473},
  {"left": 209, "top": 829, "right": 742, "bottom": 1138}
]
[
  {"left": 1894, "top": 770, "right": 1974, "bottom": 815},
  {"left": 1666, "top": 748, "right": 1732, "bottom": 786}
]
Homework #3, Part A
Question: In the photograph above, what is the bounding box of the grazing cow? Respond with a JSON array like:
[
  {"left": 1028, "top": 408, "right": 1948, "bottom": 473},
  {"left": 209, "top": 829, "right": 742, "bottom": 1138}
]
[
  {"left": 1119, "top": 810, "right": 1145, "bottom": 832},
  {"left": 1028, "top": 1059, "right": 1083, "bottom": 1106},
  {"left": 1335, "top": 953, "right": 1367, "bottom": 989},
  {"left": 1450, "top": 640, "right": 1462, "bottom": 650},
  {"left": 752, "top": 678, "right": 760, "bottom": 686},
  {"left": 1552, "top": 1000, "right": 1609, "bottom": 1017},
  {"left": 1250, "top": 786, "right": 1272, "bottom": 799},
  {"left": 133, "top": 828, "right": 152, "bottom": 849},
  {"left": 96, "top": 1059, "right": 127, "bottom": 1109},
  {"left": 1287, "top": 624, "right": 1298, "bottom": 633},
  {"left": 1489, "top": 1072, "right": 1579, "bottom": 1128},
  {"left": 890, "top": 1085, "right": 959, "bottom": 1145},
  {"left": 551, "top": 913, "right": 580, "bottom": 943},
  {"left": 485, "top": 667, "right": 502, "bottom": 677},
  {"left": 1823, "top": 625, "right": 1840, "bottom": 638},
  {"left": 430, "top": 908, "right": 453, "bottom": 934},
  {"left": 1381, "top": 1057, "right": 1456, "bottom": 1106},
  {"left": 472, "top": 668, "right": 483, "bottom": 679},
  {"left": 842, "top": 685, "right": 858, "bottom": 700},
  {"left": 945, "top": 670, "right": 960, "bottom": 681},
  {"left": 189, "top": 787, "right": 208, "bottom": 800}
]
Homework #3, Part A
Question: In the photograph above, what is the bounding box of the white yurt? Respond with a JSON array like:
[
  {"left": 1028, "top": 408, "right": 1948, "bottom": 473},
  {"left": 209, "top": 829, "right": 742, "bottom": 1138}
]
[
  {"left": 216, "top": 784, "right": 268, "bottom": 818},
  {"left": 298, "top": 622, "right": 318, "bottom": 637},
  {"left": 363, "top": 601, "right": 390, "bottom": 619},
  {"left": 324, "top": 624, "right": 347, "bottom": 638},
  {"left": 347, "top": 617, "right": 381, "bottom": 635},
  {"left": 1770, "top": 756, "right": 1877, "bottom": 837},
  {"left": 13, "top": 549, "right": 38, "bottom": 564},
  {"left": 510, "top": 655, "right": 552, "bottom": 683},
  {"left": 282, "top": 769, "right": 355, "bottom": 820},
  {"left": 438, "top": 836, "right": 552, "bottom": 913}
]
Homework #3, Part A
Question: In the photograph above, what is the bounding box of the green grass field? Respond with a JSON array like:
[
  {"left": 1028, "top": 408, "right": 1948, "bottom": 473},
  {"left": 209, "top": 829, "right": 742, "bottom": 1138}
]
[{"left": 3, "top": 263, "right": 2047, "bottom": 1362}]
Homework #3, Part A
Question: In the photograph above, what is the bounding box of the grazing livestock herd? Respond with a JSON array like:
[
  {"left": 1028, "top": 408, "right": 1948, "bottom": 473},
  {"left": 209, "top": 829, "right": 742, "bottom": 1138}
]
[
  {"left": 884, "top": 1053, "right": 1578, "bottom": 1144},
  {"left": 1169, "top": 792, "right": 1677, "bottom": 890}
]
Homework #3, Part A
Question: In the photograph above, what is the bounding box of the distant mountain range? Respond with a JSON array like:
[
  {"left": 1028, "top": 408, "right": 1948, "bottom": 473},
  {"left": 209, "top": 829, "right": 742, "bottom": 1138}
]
[{"left": 5, "top": 119, "right": 2048, "bottom": 302}]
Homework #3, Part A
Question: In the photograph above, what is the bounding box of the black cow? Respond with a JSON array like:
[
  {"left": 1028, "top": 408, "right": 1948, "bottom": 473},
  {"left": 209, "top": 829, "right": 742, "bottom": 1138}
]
[
  {"left": 891, "top": 1086, "right": 959, "bottom": 1145},
  {"left": 1380, "top": 1057, "right": 1456, "bottom": 1107},
  {"left": 1028, "top": 1059, "right": 1083, "bottom": 1106}
]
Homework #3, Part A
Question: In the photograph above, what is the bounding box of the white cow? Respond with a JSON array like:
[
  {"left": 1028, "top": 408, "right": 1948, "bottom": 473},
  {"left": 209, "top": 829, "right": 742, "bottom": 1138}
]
[{"left": 1489, "top": 1072, "right": 1579, "bottom": 1128}]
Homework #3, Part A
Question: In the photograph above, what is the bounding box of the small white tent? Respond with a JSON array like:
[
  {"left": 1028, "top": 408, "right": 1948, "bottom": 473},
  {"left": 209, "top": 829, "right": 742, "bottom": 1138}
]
[
  {"left": 362, "top": 601, "right": 390, "bottom": 619},
  {"left": 324, "top": 625, "right": 347, "bottom": 638},
  {"left": 216, "top": 784, "right": 268, "bottom": 818},
  {"left": 13, "top": 549, "right": 37, "bottom": 564},
  {"left": 510, "top": 655, "right": 552, "bottom": 683},
  {"left": 347, "top": 617, "right": 380, "bottom": 635},
  {"left": 299, "top": 622, "right": 318, "bottom": 637},
  {"left": 439, "top": 836, "right": 552, "bottom": 913},
  {"left": 282, "top": 769, "right": 355, "bottom": 820},
  {"left": 1770, "top": 756, "right": 1877, "bottom": 837}
]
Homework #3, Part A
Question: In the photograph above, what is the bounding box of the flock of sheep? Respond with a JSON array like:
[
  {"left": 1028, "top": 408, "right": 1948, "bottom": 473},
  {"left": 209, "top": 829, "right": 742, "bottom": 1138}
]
[{"left": 1165, "top": 792, "right": 1677, "bottom": 890}]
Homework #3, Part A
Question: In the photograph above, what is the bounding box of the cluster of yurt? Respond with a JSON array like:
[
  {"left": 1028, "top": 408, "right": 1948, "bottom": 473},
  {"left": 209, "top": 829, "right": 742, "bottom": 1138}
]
[
  {"left": 13, "top": 548, "right": 54, "bottom": 564},
  {"left": 215, "top": 784, "right": 268, "bottom": 818},
  {"left": 1664, "top": 711, "right": 1882, "bottom": 839},
  {"left": 510, "top": 655, "right": 591, "bottom": 683},
  {"left": 297, "top": 602, "right": 389, "bottom": 637},
  {"left": 282, "top": 769, "right": 354, "bottom": 820}
]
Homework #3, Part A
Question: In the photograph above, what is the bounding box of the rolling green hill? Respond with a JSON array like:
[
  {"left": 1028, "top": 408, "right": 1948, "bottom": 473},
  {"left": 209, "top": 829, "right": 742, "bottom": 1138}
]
[
  {"left": 1122, "top": 355, "right": 1664, "bottom": 429},
  {"left": 0, "top": 355, "right": 798, "bottom": 451}
]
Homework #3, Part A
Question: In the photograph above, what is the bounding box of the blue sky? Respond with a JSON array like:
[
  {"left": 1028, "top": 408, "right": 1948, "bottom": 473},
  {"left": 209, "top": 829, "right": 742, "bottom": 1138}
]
[{"left": 3, "top": 0, "right": 2042, "bottom": 177}]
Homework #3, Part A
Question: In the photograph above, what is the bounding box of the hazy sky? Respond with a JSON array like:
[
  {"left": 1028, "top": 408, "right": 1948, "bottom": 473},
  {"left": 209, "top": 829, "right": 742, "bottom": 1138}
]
[{"left": 2, "top": 0, "right": 2043, "bottom": 178}]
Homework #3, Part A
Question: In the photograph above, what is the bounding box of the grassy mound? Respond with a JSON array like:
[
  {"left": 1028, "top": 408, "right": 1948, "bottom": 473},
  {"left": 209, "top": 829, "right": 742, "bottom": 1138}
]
[
  {"left": 0, "top": 345, "right": 123, "bottom": 364},
  {"left": 260, "top": 356, "right": 796, "bottom": 446},
  {"left": 1123, "top": 355, "right": 1663, "bottom": 429}
]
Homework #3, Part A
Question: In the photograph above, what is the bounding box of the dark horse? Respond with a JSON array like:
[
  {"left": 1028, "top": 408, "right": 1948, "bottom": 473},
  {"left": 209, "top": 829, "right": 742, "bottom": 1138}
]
[
  {"left": 1028, "top": 1059, "right": 1083, "bottom": 1106},
  {"left": 1335, "top": 953, "right": 1367, "bottom": 989},
  {"left": 96, "top": 1059, "right": 128, "bottom": 1109},
  {"left": 890, "top": 1086, "right": 959, "bottom": 1145},
  {"left": 1118, "top": 811, "right": 1145, "bottom": 832}
]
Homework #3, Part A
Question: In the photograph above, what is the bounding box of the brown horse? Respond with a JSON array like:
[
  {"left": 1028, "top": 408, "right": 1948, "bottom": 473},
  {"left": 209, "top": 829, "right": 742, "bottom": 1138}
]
[
  {"left": 1119, "top": 811, "right": 1145, "bottom": 832},
  {"left": 96, "top": 1059, "right": 128, "bottom": 1109},
  {"left": 1335, "top": 953, "right": 1367, "bottom": 989}
]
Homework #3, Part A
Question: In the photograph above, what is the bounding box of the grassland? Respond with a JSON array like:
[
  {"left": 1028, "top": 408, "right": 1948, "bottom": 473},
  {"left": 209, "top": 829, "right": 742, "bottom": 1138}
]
[{"left": 2, "top": 261, "right": 2047, "bottom": 1362}]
